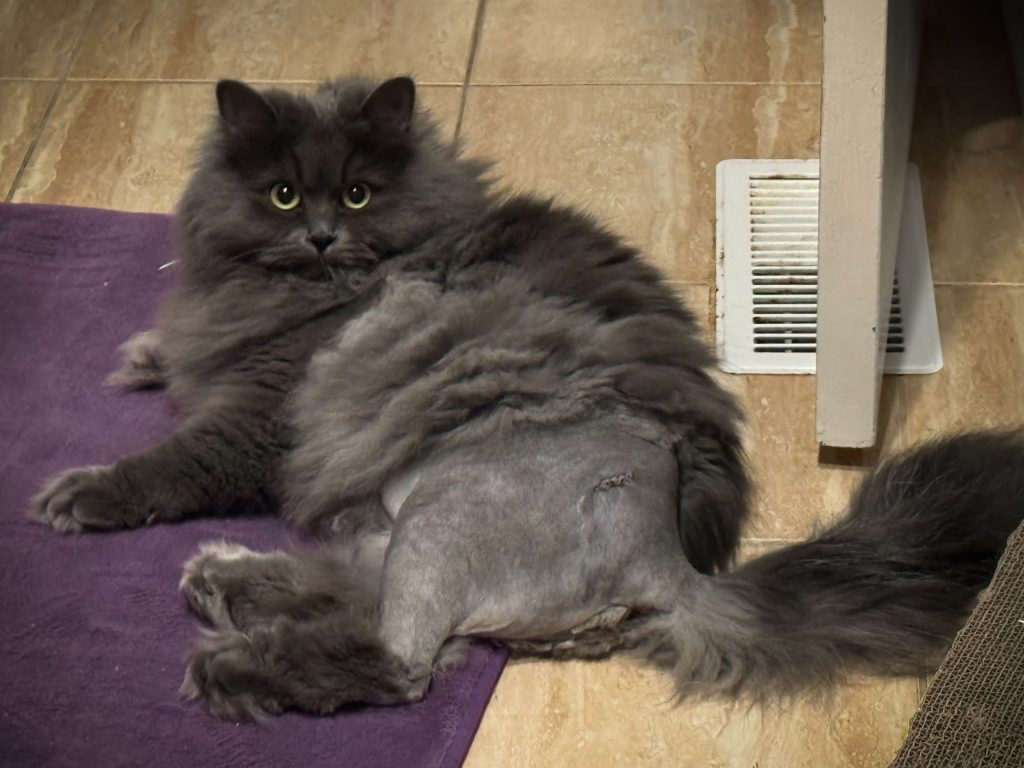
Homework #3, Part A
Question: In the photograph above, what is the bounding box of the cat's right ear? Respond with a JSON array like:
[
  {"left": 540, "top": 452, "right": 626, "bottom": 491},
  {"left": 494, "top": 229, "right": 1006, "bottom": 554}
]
[
  {"left": 216, "top": 80, "right": 277, "bottom": 136},
  {"left": 360, "top": 77, "right": 416, "bottom": 134}
]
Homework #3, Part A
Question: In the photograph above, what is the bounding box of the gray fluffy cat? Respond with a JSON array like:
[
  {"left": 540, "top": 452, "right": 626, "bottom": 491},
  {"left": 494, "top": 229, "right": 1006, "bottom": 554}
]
[{"left": 31, "top": 76, "right": 1024, "bottom": 719}]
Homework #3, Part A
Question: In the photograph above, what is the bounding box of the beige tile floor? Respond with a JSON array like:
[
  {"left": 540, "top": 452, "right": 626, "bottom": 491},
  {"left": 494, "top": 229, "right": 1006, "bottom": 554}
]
[{"left": 3, "top": 1, "right": 1021, "bottom": 765}]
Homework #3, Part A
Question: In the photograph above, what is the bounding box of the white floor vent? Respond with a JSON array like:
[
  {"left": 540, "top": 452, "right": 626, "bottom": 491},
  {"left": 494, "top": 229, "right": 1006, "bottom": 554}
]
[{"left": 715, "top": 159, "right": 942, "bottom": 375}]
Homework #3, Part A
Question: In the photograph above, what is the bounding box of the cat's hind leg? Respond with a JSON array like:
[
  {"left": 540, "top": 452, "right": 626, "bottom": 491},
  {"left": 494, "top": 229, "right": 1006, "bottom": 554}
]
[
  {"left": 178, "top": 521, "right": 446, "bottom": 719},
  {"left": 179, "top": 560, "right": 453, "bottom": 719},
  {"left": 180, "top": 523, "right": 462, "bottom": 719},
  {"left": 181, "top": 543, "right": 363, "bottom": 632},
  {"left": 180, "top": 530, "right": 388, "bottom": 632},
  {"left": 182, "top": 604, "right": 419, "bottom": 719}
]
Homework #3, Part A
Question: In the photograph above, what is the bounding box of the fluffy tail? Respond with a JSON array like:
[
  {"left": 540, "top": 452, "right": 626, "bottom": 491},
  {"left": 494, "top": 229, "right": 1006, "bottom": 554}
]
[{"left": 660, "top": 431, "right": 1024, "bottom": 698}]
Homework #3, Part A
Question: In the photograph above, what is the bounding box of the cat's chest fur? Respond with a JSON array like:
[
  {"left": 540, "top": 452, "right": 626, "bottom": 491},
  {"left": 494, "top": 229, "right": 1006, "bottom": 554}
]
[
  {"left": 282, "top": 266, "right": 643, "bottom": 526},
  {"left": 157, "top": 272, "right": 370, "bottom": 414}
]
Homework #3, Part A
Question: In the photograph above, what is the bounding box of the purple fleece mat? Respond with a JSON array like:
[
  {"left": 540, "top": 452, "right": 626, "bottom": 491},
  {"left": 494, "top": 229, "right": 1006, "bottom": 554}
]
[{"left": 0, "top": 203, "right": 506, "bottom": 768}]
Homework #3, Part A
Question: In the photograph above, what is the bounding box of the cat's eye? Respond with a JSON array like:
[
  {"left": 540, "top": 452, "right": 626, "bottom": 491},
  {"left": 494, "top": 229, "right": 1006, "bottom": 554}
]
[
  {"left": 269, "top": 182, "right": 300, "bottom": 211},
  {"left": 342, "top": 183, "right": 371, "bottom": 210}
]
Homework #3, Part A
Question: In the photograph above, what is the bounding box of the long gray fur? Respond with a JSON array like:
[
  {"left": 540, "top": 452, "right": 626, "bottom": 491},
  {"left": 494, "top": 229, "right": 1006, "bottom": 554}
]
[{"left": 29, "top": 76, "right": 1024, "bottom": 719}]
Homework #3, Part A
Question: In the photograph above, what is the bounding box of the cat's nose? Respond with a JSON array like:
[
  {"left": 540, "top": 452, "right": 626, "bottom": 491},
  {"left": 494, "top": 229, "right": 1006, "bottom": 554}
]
[{"left": 308, "top": 233, "right": 336, "bottom": 253}]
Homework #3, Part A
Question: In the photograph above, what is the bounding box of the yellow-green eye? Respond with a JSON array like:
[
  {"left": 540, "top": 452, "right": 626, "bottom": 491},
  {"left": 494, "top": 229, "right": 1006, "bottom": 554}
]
[
  {"left": 342, "top": 182, "right": 371, "bottom": 210},
  {"left": 269, "top": 182, "right": 300, "bottom": 210}
]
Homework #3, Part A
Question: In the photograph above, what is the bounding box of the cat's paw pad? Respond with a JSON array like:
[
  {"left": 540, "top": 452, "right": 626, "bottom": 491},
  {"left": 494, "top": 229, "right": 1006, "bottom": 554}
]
[
  {"left": 29, "top": 466, "right": 137, "bottom": 533},
  {"left": 180, "top": 542, "right": 257, "bottom": 628},
  {"left": 106, "top": 330, "right": 166, "bottom": 390},
  {"left": 181, "top": 628, "right": 280, "bottom": 721}
]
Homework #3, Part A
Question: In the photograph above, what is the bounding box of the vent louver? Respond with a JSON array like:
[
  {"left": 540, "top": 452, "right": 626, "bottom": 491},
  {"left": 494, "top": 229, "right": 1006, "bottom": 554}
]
[{"left": 716, "top": 160, "right": 940, "bottom": 374}]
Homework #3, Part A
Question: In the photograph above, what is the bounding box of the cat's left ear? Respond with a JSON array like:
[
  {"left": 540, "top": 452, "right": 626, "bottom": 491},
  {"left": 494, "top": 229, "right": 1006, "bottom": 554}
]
[{"left": 360, "top": 77, "right": 416, "bottom": 133}]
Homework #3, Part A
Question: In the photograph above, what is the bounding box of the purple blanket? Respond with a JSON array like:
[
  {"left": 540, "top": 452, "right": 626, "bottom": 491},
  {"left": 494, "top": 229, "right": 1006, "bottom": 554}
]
[{"left": 0, "top": 204, "right": 506, "bottom": 768}]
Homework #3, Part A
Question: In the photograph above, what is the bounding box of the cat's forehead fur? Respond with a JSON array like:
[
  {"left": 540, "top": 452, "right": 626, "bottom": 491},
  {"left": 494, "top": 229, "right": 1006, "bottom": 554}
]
[
  {"left": 257, "top": 78, "right": 376, "bottom": 136},
  {"left": 310, "top": 77, "right": 379, "bottom": 120}
]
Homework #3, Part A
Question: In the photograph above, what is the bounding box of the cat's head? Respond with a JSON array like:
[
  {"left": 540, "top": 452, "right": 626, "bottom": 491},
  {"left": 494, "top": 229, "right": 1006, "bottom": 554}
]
[{"left": 178, "top": 76, "right": 489, "bottom": 284}]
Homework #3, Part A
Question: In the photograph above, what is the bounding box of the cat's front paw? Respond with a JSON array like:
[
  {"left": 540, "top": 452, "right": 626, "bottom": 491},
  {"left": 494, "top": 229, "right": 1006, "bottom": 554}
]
[{"left": 29, "top": 466, "right": 142, "bottom": 532}]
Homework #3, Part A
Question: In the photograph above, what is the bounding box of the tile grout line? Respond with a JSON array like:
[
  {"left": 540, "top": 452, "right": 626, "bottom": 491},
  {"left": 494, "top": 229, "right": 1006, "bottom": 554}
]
[
  {"left": 934, "top": 281, "right": 1024, "bottom": 287},
  {"left": 5, "top": 1, "right": 97, "bottom": 203},
  {"left": 53, "top": 77, "right": 469, "bottom": 86},
  {"left": 459, "top": 80, "right": 823, "bottom": 88},
  {"left": 454, "top": 0, "right": 488, "bottom": 141},
  {"left": 4, "top": 86, "right": 61, "bottom": 203},
  {"left": 2, "top": 77, "right": 826, "bottom": 88}
]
